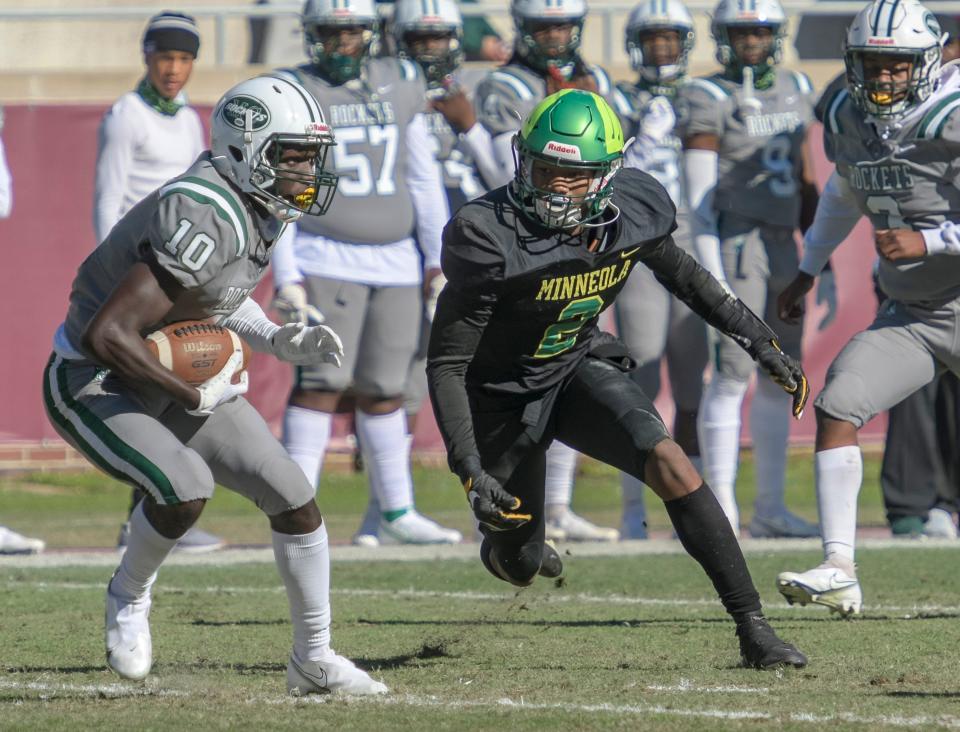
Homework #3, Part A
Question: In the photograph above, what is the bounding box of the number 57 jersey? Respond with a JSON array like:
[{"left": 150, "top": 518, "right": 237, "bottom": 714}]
[
  {"left": 277, "top": 60, "right": 427, "bottom": 244},
  {"left": 676, "top": 69, "right": 814, "bottom": 228}
]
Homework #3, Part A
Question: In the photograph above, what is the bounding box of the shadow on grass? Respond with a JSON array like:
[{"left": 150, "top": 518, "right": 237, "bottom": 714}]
[
  {"left": 190, "top": 618, "right": 287, "bottom": 627},
  {"left": 4, "top": 665, "right": 105, "bottom": 675},
  {"left": 885, "top": 690, "right": 960, "bottom": 699},
  {"left": 361, "top": 641, "right": 456, "bottom": 671}
]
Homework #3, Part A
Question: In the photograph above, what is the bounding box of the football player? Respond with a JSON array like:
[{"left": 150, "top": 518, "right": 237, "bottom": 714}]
[
  {"left": 271, "top": 0, "right": 461, "bottom": 546},
  {"left": 679, "top": 0, "right": 820, "bottom": 538},
  {"left": 609, "top": 0, "right": 708, "bottom": 539},
  {"left": 44, "top": 75, "right": 386, "bottom": 694},
  {"left": 476, "top": 0, "right": 622, "bottom": 542},
  {"left": 428, "top": 89, "right": 809, "bottom": 669},
  {"left": 776, "top": 0, "right": 960, "bottom": 615}
]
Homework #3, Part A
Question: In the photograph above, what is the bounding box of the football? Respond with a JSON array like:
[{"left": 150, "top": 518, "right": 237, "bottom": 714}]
[{"left": 144, "top": 321, "right": 250, "bottom": 385}]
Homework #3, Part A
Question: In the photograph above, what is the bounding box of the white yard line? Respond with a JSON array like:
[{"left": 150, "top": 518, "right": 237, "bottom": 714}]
[
  {"left": 3, "top": 580, "right": 960, "bottom": 616},
  {"left": 2, "top": 679, "right": 956, "bottom": 728},
  {"left": 2, "top": 535, "right": 959, "bottom": 569}
]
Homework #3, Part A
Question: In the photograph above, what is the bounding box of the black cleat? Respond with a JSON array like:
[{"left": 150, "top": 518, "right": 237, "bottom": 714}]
[
  {"left": 736, "top": 613, "right": 807, "bottom": 669},
  {"left": 538, "top": 541, "right": 564, "bottom": 578}
]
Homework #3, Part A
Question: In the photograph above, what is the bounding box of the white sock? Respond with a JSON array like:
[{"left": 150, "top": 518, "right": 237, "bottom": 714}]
[
  {"left": 283, "top": 406, "right": 331, "bottom": 489},
  {"left": 620, "top": 472, "right": 647, "bottom": 523},
  {"left": 815, "top": 446, "right": 863, "bottom": 562},
  {"left": 698, "top": 374, "right": 749, "bottom": 530},
  {"left": 272, "top": 524, "right": 332, "bottom": 662},
  {"left": 544, "top": 441, "right": 578, "bottom": 509},
  {"left": 355, "top": 409, "right": 413, "bottom": 513},
  {"left": 750, "top": 377, "right": 790, "bottom": 517},
  {"left": 111, "top": 501, "right": 178, "bottom": 601}
]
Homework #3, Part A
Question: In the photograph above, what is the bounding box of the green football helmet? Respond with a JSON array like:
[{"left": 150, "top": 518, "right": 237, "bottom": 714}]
[{"left": 511, "top": 89, "right": 625, "bottom": 230}]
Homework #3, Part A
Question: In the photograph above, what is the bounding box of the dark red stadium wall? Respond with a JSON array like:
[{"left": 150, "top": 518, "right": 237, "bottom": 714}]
[{"left": 0, "top": 103, "right": 885, "bottom": 446}]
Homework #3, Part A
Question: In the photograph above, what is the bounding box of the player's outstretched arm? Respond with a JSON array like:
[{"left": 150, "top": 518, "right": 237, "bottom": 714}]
[
  {"left": 640, "top": 235, "right": 809, "bottom": 418},
  {"left": 80, "top": 259, "right": 204, "bottom": 410}
]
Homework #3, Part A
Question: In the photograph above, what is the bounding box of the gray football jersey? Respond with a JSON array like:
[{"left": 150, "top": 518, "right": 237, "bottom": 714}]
[
  {"left": 476, "top": 61, "right": 616, "bottom": 137},
  {"left": 422, "top": 67, "right": 489, "bottom": 212},
  {"left": 612, "top": 81, "right": 686, "bottom": 209},
  {"left": 677, "top": 68, "right": 815, "bottom": 228},
  {"left": 278, "top": 58, "right": 427, "bottom": 244},
  {"left": 823, "top": 85, "right": 960, "bottom": 304},
  {"left": 64, "top": 154, "right": 280, "bottom": 352}
]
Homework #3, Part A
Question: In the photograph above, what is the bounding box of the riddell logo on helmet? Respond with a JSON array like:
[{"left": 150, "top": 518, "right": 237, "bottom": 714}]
[
  {"left": 222, "top": 95, "right": 271, "bottom": 131},
  {"left": 544, "top": 140, "right": 582, "bottom": 160},
  {"left": 867, "top": 37, "right": 896, "bottom": 45}
]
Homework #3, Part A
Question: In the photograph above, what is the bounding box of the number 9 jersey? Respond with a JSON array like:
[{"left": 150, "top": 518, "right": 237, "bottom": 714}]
[{"left": 676, "top": 68, "right": 814, "bottom": 228}]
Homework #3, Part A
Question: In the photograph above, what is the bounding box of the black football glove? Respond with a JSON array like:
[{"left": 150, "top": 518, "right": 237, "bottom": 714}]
[
  {"left": 463, "top": 471, "right": 532, "bottom": 532},
  {"left": 752, "top": 338, "right": 810, "bottom": 419}
]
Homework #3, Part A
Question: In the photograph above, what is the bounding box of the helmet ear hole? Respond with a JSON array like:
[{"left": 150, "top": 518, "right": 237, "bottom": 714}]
[{"left": 228, "top": 145, "right": 244, "bottom": 163}]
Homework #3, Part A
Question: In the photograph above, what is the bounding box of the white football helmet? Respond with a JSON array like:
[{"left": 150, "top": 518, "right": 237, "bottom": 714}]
[
  {"left": 844, "top": 0, "right": 944, "bottom": 118},
  {"left": 210, "top": 75, "right": 339, "bottom": 223},
  {"left": 392, "top": 0, "right": 463, "bottom": 89},
  {"left": 625, "top": 0, "right": 695, "bottom": 83},
  {"left": 511, "top": 0, "right": 588, "bottom": 73},
  {"left": 302, "top": 0, "right": 379, "bottom": 83},
  {"left": 711, "top": 0, "right": 787, "bottom": 73}
]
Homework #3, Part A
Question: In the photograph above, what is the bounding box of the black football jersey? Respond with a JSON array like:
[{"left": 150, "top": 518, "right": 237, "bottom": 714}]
[{"left": 434, "top": 168, "right": 677, "bottom": 399}]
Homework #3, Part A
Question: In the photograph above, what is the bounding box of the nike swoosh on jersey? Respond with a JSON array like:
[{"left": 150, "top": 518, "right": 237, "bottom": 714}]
[{"left": 620, "top": 247, "right": 641, "bottom": 259}]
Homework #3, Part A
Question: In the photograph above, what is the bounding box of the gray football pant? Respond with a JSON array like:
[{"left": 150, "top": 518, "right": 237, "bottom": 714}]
[
  {"left": 43, "top": 354, "right": 315, "bottom": 511},
  {"left": 715, "top": 213, "right": 803, "bottom": 378},
  {"left": 816, "top": 298, "right": 960, "bottom": 428}
]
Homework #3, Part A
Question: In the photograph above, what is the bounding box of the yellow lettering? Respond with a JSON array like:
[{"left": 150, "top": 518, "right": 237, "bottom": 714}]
[
  {"left": 573, "top": 272, "right": 589, "bottom": 298},
  {"left": 559, "top": 277, "right": 574, "bottom": 301},
  {"left": 536, "top": 278, "right": 555, "bottom": 301},
  {"left": 597, "top": 266, "right": 611, "bottom": 291},
  {"left": 588, "top": 270, "right": 600, "bottom": 294},
  {"left": 618, "top": 260, "right": 631, "bottom": 282}
]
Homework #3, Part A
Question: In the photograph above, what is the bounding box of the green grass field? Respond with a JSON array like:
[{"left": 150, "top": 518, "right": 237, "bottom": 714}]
[{"left": 4, "top": 453, "right": 960, "bottom": 731}]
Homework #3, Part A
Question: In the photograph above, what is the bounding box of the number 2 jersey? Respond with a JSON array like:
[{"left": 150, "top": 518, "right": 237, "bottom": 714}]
[
  {"left": 429, "top": 169, "right": 676, "bottom": 403},
  {"left": 59, "top": 153, "right": 279, "bottom": 358},
  {"left": 676, "top": 68, "right": 815, "bottom": 228},
  {"left": 818, "top": 64, "right": 960, "bottom": 304}
]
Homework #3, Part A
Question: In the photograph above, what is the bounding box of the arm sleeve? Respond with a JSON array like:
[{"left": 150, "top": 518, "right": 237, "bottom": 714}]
[
  {"left": 218, "top": 296, "right": 280, "bottom": 353},
  {"left": 459, "top": 122, "right": 505, "bottom": 191},
  {"left": 93, "top": 107, "right": 137, "bottom": 244},
  {"left": 0, "top": 136, "right": 11, "bottom": 219},
  {"left": 426, "top": 215, "right": 503, "bottom": 482},
  {"left": 270, "top": 222, "right": 303, "bottom": 288},
  {"left": 486, "top": 131, "right": 517, "bottom": 188},
  {"left": 406, "top": 112, "right": 450, "bottom": 269},
  {"left": 639, "top": 234, "right": 778, "bottom": 356},
  {"left": 684, "top": 148, "right": 726, "bottom": 283},
  {"left": 798, "top": 171, "right": 862, "bottom": 275}
]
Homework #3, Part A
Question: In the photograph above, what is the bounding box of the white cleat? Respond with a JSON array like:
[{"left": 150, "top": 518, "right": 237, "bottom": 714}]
[
  {"left": 546, "top": 508, "right": 619, "bottom": 542},
  {"left": 0, "top": 526, "right": 45, "bottom": 555},
  {"left": 750, "top": 510, "right": 820, "bottom": 539},
  {"left": 287, "top": 651, "right": 388, "bottom": 696},
  {"left": 380, "top": 510, "right": 462, "bottom": 545},
  {"left": 105, "top": 576, "right": 153, "bottom": 680},
  {"left": 924, "top": 508, "right": 958, "bottom": 539},
  {"left": 777, "top": 559, "right": 863, "bottom": 617},
  {"left": 352, "top": 532, "right": 380, "bottom": 548}
]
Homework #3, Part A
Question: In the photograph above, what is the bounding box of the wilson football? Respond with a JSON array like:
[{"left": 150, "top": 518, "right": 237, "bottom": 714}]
[{"left": 144, "top": 321, "right": 250, "bottom": 385}]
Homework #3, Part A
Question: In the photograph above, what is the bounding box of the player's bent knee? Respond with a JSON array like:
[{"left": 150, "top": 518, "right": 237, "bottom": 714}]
[
  {"left": 644, "top": 439, "right": 702, "bottom": 500},
  {"left": 813, "top": 371, "right": 872, "bottom": 431},
  {"left": 166, "top": 447, "right": 215, "bottom": 503},
  {"left": 257, "top": 455, "right": 318, "bottom": 517}
]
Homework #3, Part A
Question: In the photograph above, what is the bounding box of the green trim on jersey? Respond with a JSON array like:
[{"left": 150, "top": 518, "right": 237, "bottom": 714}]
[
  {"left": 917, "top": 92, "right": 960, "bottom": 139},
  {"left": 161, "top": 177, "right": 249, "bottom": 257},
  {"left": 688, "top": 76, "right": 731, "bottom": 100},
  {"left": 825, "top": 88, "right": 849, "bottom": 135},
  {"left": 43, "top": 355, "right": 179, "bottom": 505},
  {"left": 490, "top": 69, "right": 536, "bottom": 100}
]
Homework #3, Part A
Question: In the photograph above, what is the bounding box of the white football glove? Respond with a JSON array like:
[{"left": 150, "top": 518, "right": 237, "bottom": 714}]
[
  {"left": 271, "top": 322, "right": 344, "bottom": 367},
  {"left": 271, "top": 283, "right": 325, "bottom": 325},
  {"left": 424, "top": 272, "right": 447, "bottom": 322},
  {"left": 816, "top": 269, "right": 838, "bottom": 331},
  {"left": 639, "top": 96, "right": 676, "bottom": 144},
  {"left": 187, "top": 351, "right": 248, "bottom": 417}
]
